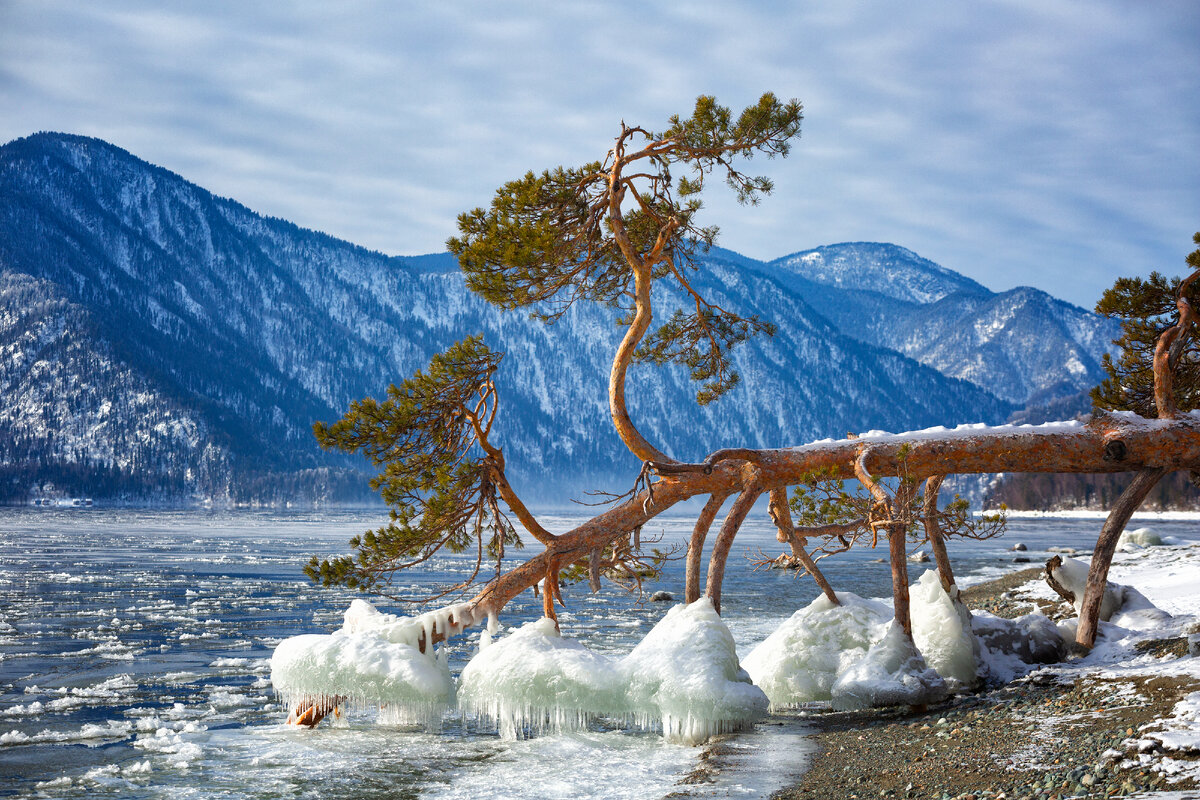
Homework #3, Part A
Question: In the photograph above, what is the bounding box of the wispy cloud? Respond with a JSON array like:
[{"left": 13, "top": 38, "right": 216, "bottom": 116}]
[{"left": 1, "top": 0, "right": 1196, "bottom": 307}]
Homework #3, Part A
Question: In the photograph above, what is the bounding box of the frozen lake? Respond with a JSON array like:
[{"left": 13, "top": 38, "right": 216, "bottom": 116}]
[{"left": 1, "top": 508, "right": 1197, "bottom": 799}]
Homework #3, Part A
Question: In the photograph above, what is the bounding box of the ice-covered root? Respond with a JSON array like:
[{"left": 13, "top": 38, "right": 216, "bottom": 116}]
[
  {"left": 621, "top": 597, "right": 768, "bottom": 745},
  {"left": 270, "top": 599, "right": 460, "bottom": 730},
  {"left": 830, "top": 622, "right": 948, "bottom": 711},
  {"left": 909, "top": 570, "right": 979, "bottom": 689},
  {"left": 741, "top": 592, "right": 891, "bottom": 710},
  {"left": 457, "top": 617, "right": 625, "bottom": 739},
  {"left": 1046, "top": 556, "right": 1172, "bottom": 631}
]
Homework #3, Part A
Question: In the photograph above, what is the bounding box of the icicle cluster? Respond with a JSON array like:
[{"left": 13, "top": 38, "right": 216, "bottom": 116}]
[
  {"left": 271, "top": 597, "right": 767, "bottom": 744},
  {"left": 270, "top": 599, "right": 474, "bottom": 728}
]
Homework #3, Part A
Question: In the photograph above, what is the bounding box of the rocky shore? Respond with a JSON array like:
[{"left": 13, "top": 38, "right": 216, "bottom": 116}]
[{"left": 754, "top": 561, "right": 1200, "bottom": 800}]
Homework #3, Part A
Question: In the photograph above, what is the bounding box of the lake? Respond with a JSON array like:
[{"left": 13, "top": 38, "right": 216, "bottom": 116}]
[{"left": 2, "top": 508, "right": 1196, "bottom": 799}]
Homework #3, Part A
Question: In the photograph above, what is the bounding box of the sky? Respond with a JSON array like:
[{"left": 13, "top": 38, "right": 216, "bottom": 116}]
[{"left": 1, "top": 1, "right": 1197, "bottom": 308}]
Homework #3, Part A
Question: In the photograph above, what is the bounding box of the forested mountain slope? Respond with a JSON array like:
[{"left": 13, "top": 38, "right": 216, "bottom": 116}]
[{"left": 2, "top": 133, "right": 1115, "bottom": 505}]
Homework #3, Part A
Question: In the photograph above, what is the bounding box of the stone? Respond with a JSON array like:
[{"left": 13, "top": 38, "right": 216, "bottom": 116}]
[{"left": 649, "top": 591, "right": 673, "bottom": 602}]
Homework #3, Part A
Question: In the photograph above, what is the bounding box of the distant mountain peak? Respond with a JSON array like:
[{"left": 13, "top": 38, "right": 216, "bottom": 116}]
[{"left": 768, "top": 241, "right": 990, "bottom": 304}]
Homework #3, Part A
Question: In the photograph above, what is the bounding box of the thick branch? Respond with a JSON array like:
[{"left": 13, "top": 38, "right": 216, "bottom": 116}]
[
  {"left": 685, "top": 492, "right": 730, "bottom": 603},
  {"left": 705, "top": 470, "right": 763, "bottom": 613},
  {"left": 922, "top": 476, "right": 957, "bottom": 595},
  {"left": 459, "top": 415, "right": 1200, "bottom": 628},
  {"left": 1076, "top": 466, "right": 1167, "bottom": 648},
  {"left": 1153, "top": 270, "right": 1200, "bottom": 418},
  {"left": 767, "top": 488, "right": 839, "bottom": 604}
]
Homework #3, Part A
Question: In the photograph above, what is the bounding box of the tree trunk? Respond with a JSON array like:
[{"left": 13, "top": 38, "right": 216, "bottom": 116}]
[
  {"left": 464, "top": 414, "right": 1200, "bottom": 631},
  {"left": 888, "top": 515, "right": 913, "bottom": 637},
  {"left": 705, "top": 471, "right": 762, "bottom": 614},
  {"left": 1076, "top": 466, "right": 1167, "bottom": 648},
  {"left": 686, "top": 492, "right": 729, "bottom": 603}
]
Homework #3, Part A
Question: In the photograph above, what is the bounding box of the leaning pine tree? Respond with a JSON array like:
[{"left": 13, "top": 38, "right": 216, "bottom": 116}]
[{"left": 291, "top": 93, "right": 1200, "bottom": 728}]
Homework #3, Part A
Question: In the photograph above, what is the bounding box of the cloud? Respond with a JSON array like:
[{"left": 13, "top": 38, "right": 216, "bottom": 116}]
[{"left": 1, "top": 0, "right": 1196, "bottom": 306}]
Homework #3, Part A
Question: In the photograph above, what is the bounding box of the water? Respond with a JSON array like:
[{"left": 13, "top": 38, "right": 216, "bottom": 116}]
[{"left": 1, "top": 508, "right": 1196, "bottom": 799}]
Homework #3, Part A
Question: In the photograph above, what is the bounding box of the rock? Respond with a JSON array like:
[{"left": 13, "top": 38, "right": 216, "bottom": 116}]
[
  {"left": 1188, "top": 633, "right": 1200, "bottom": 657},
  {"left": 1013, "top": 556, "right": 1030, "bottom": 563},
  {"left": 909, "top": 550, "right": 931, "bottom": 563},
  {"left": 649, "top": 591, "right": 673, "bottom": 602},
  {"left": 1011, "top": 543, "right": 1027, "bottom": 551}
]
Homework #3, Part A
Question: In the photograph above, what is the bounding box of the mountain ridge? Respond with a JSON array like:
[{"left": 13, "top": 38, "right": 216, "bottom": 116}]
[{"left": 0, "top": 132, "right": 1115, "bottom": 505}]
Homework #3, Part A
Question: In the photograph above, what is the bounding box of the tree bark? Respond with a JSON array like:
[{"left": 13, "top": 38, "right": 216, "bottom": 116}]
[
  {"left": 461, "top": 414, "right": 1200, "bottom": 631},
  {"left": 1075, "top": 466, "right": 1167, "bottom": 648},
  {"left": 767, "top": 488, "right": 839, "bottom": 604},
  {"left": 705, "top": 470, "right": 763, "bottom": 614},
  {"left": 922, "top": 476, "right": 957, "bottom": 596},
  {"left": 685, "top": 492, "right": 729, "bottom": 603}
]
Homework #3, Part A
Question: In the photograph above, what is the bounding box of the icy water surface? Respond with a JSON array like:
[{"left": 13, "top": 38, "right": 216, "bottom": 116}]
[{"left": 1, "top": 508, "right": 1196, "bottom": 799}]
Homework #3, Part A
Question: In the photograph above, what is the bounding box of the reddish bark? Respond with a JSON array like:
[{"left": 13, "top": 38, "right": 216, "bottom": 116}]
[
  {"left": 685, "top": 492, "right": 730, "bottom": 603},
  {"left": 1075, "top": 466, "right": 1166, "bottom": 648},
  {"left": 767, "top": 488, "right": 840, "bottom": 604}
]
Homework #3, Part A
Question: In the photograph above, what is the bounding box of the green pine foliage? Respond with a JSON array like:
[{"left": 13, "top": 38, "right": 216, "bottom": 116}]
[
  {"left": 1092, "top": 232, "right": 1200, "bottom": 417},
  {"left": 448, "top": 93, "right": 802, "bottom": 405},
  {"left": 305, "top": 337, "right": 521, "bottom": 599}
]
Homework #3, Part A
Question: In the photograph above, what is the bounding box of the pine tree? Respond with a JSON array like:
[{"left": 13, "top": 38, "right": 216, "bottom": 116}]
[{"left": 1092, "top": 232, "right": 1200, "bottom": 417}]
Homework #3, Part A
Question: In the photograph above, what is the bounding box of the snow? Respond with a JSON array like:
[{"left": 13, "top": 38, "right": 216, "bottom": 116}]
[
  {"left": 830, "top": 622, "right": 948, "bottom": 711},
  {"left": 1048, "top": 556, "right": 1172, "bottom": 630},
  {"left": 741, "top": 592, "right": 891, "bottom": 709}
]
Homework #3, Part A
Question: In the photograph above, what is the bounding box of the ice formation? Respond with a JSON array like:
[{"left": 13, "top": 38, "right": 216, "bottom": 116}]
[
  {"left": 620, "top": 597, "right": 769, "bottom": 744},
  {"left": 909, "top": 570, "right": 978, "bottom": 688},
  {"left": 1119, "top": 527, "right": 1164, "bottom": 548},
  {"left": 270, "top": 599, "right": 462, "bottom": 727},
  {"left": 741, "top": 592, "right": 891, "bottom": 709},
  {"left": 1049, "top": 556, "right": 1171, "bottom": 630},
  {"left": 830, "top": 622, "right": 948, "bottom": 711},
  {"left": 457, "top": 617, "right": 625, "bottom": 738}
]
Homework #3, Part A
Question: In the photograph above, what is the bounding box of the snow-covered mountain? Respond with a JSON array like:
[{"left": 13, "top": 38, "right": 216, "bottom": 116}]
[
  {"left": 0, "top": 133, "right": 1110, "bottom": 505},
  {"left": 759, "top": 243, "right": 1118, "bottom": 405}
]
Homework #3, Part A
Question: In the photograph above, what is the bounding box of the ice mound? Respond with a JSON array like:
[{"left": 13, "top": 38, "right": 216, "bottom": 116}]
[
  {"left": 909, "top": 570, "right": 978, "bottom": 688},
  {"left": 457, "top": 617, "right": 625, "bottom": 738},
  {"left": 1049, "top": 557, "right": 1171, "bottom": 629},
  {"left": 741, "top": 592, "right": 891, "bottom": 709},
  {"left": 620, "top": 598, "right": 768, "bottom": 744},
  {"left": 270, "top": 599, "right": 463, "bottom": 727},
  {"left": 830, "top": 622, "right": 948, "bottom": 711},
  {"left": 1118, "top": 527, "right": 1163, "bottom": 548}
]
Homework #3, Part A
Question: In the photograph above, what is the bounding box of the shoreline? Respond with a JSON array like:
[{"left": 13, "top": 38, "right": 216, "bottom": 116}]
[
  {"left": 978, "top": 510, "right": 1200, "bottom": 521},
  {"left": 747, "top": 555, "right": 1200, "bottom": 800}
]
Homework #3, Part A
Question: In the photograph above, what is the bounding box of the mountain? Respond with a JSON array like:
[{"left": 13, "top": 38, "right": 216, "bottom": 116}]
[
  {"left": 758, "top": 243, "right": 1119, "bottom": 406},
  {"left": 0, "top": 132, "right": 1108, "bottom": 506}
]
